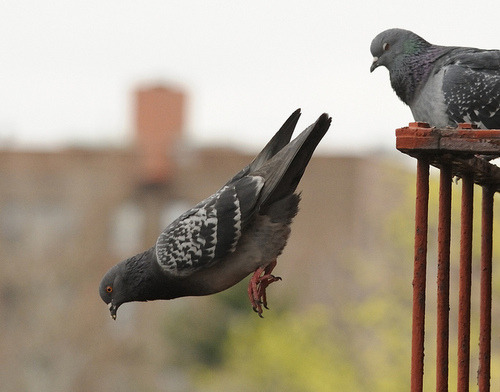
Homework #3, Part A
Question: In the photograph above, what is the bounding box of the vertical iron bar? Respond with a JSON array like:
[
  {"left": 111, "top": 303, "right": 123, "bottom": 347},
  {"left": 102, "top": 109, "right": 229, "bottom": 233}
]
[
  {"left": 478, "top": 185, "right": 494, "bottom": 392},
  {"left": 457, "top": 173, "right": 474, "bottom": 392},
  {"left": 436, "top": 164, "right": 452, "bottom": 392},
  {"left": 411, "top": 158, "right": 430, "bottom": 392}
]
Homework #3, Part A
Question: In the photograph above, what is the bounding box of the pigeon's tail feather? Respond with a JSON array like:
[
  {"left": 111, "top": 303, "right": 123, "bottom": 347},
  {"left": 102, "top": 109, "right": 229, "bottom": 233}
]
[
  {"left": 257, "top": 113, "right": 331, "bottom": 211},
  {"left": 250, "top": 109, "right": 302, "bottom": 170},
  {"left": 225, "top": 109, "right": 301, "bottom": 186}
]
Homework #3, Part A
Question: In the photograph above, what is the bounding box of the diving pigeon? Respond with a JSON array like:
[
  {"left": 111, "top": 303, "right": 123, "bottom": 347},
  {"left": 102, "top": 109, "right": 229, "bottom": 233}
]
[
  {"left": 370, "top": 28, "right": 500, "bottom": 129},
  {"left": 99, "top": 110, "right": 331, "bottom": 318}
]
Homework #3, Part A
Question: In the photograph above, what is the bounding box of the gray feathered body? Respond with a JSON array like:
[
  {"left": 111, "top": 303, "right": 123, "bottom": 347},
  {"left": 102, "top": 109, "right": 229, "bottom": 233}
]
[
  {"left": 371, "top": 28, "right": 500, "bottom": 129},
  {"left": 164, "top": 193, "right": 300, "bottom": 298},
  {"left": 152, "top": 180, "right": 299, "bottom": 299}
]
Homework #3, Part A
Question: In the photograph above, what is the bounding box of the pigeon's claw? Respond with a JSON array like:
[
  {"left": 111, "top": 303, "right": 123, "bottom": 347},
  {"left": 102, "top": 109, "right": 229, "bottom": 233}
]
[{"left": 247, "top": 261, "right": 281, "bottom": 317}]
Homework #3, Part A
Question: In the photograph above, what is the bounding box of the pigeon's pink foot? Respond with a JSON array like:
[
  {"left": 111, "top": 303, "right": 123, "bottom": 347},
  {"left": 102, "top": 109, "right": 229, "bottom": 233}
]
[{"left": 247, "top": 260, "right": 281, "bottom": 317}]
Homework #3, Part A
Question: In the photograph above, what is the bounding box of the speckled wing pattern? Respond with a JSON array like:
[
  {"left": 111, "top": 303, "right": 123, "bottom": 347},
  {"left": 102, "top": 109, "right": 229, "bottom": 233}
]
[
  {"left": 155, "top": 176, "right": 264, "bottom": 276},
  {"left": 442, "top": 49, "right": 500, "bottom": 129}
]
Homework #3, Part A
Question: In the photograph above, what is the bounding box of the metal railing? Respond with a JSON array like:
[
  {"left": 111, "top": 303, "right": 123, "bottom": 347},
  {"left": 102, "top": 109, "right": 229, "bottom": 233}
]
[{"left": 396, "top": 122, "right": 500, "bottom": 392}]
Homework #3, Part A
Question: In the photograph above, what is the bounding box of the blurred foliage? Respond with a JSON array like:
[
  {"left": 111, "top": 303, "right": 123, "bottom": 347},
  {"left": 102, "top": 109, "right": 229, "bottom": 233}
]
[
  {"left": 195, "top": 306, "right": 362, "bottom": 392},
  {"left": 161, "top": 279, "right": 251, "bottom": 367}
]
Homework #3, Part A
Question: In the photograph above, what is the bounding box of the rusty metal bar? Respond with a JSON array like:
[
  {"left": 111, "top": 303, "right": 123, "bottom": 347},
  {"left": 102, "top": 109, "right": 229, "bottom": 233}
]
[
  {"left": 478, "top": 185, "right": 494, "bottom": 391},
  {"left": 436, "top": 164, "right": 452, "bottom": 392},
  {"left": 457, "top": 173, "right": 474, "bottom": 391},
  {"left": 411, "top": 158, "right": 429, "bottom": 392}
]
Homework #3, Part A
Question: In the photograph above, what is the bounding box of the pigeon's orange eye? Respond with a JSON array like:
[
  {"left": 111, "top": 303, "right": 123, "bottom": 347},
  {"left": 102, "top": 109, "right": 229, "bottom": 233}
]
[
  {"left": 106, "top": 286, "right": 113, "bottom": 293},
  {"left": 383, "top": 43, "right": 390, "bottom": 51}
]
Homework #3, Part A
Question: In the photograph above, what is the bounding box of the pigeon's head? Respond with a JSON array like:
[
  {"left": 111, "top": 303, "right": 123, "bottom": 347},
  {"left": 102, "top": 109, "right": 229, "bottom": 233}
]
[
  {"left": 99, "top": 263, "right": 128, "bottom": 320},
  {"left": 370, "top": 28, "right": 429, "bottom": 72},
  {"left": 100, "top": 248, "right": 159, "bottom": 319}
]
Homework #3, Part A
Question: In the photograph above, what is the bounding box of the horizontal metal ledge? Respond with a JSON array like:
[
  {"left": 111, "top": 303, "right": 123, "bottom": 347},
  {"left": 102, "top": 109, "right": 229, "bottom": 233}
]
[
  {"left": 396, "top": 123, "right": 500, "bottom": 192},
  {"left": 396, "top": 122, "right": 500, "bottom": 155}
]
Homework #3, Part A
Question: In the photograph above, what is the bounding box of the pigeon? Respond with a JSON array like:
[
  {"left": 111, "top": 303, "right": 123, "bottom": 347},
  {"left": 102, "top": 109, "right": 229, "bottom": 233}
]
[
  {"left": 99, "top": 110, "right": 331, "bottom": 318},
  {"left": 370, "top": 28, "right": 500, "bottom": 129}
]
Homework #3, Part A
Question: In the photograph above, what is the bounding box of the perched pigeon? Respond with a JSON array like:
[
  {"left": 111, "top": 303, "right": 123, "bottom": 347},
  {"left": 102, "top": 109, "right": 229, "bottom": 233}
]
[
  {"left": 370, "top": 28, "right": 500, "bottom": 129},
  {"left": 100, "top": 110, "right": 331, "bottom": 318}
]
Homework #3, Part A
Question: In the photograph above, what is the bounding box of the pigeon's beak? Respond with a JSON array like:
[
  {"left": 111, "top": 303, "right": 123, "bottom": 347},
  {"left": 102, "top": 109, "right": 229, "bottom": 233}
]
[
  {"left": 108, "top": 302, "right": 117, "bottom": 320},
  {"left": 370, "top": 57, "right": 379, "bottom": 73}
]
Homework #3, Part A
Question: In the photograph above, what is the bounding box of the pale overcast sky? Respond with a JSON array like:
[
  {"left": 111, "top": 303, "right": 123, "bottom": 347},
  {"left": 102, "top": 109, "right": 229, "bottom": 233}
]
[{"left": 1, "top": 0, "right": 498, "bottom": 152}]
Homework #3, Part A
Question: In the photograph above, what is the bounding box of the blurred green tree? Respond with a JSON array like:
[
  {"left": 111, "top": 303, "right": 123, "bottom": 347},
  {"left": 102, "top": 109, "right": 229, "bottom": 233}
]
[{"left": 195, "top": 306, "right": 362, "bottom": 392}]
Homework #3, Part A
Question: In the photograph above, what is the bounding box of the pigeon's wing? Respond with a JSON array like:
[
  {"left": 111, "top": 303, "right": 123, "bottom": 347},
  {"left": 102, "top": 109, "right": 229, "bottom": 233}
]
[
  {"left": 155, "top": 175, "right": 264, "bottom": 276},
  {"left": 442, "top": 49, "right": 500, "bottom": 128}
]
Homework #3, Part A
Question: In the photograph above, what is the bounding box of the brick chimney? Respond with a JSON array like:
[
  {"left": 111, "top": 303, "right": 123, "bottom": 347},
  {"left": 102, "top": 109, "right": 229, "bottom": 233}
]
[{"left": 135, "top": 85, "right": 185, "bottom": 185}]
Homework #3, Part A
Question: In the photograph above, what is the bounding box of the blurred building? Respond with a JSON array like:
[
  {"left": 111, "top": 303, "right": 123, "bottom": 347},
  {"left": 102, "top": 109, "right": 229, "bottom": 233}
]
[{"left": 0, "top": 85, "right": 411, "bottom": 391}]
